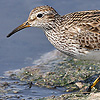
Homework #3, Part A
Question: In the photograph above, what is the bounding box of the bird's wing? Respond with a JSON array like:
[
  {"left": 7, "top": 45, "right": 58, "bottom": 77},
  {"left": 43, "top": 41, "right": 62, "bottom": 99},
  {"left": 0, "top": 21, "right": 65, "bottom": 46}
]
[{"left": 65, "top": 10, "right": 100, "bottom": 50}]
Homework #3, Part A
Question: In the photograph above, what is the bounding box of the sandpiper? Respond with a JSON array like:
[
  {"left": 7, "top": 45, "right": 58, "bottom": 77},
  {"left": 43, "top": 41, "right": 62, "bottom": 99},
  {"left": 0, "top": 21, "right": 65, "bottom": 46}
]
[{"left": 7, "top": 5, "right": 100, "bottom": 92}]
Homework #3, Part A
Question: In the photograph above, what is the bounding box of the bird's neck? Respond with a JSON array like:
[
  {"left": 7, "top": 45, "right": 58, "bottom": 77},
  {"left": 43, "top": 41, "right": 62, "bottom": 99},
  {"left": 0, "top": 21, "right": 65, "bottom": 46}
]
[
  {"left": 43, "top": 19, "right": 62, "bottom": 47},
  {"left": 43, "top": 21, "right": 60, "bottom": 37},
  {"left": 43, "top": 16, "right": 62, "bottom": 35}
]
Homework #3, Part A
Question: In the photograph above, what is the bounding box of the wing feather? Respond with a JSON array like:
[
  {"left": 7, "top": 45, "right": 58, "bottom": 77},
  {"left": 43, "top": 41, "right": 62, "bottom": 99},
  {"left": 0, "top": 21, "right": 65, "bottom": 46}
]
[{"left": 64, "top": 10, "right": 100, "bottom": 50}]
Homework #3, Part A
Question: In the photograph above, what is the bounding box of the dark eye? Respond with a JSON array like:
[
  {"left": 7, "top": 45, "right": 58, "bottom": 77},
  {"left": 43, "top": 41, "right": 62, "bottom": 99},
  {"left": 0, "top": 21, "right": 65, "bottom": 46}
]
[{"left": 37, "top": 14, "right": 43, "bottom": 18}]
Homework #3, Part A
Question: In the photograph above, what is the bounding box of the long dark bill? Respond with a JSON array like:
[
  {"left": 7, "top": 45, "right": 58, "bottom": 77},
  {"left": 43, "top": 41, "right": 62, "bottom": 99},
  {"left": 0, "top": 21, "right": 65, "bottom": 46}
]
[{"left": 7, "top": 21, "right": 31, "bottom": 38}]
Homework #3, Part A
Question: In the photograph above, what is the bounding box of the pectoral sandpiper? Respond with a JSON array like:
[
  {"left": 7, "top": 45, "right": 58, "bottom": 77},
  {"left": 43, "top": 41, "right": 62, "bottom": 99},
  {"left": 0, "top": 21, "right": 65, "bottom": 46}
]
[{"left": 7, "top": 5, "right": 100, "bottom": 92}]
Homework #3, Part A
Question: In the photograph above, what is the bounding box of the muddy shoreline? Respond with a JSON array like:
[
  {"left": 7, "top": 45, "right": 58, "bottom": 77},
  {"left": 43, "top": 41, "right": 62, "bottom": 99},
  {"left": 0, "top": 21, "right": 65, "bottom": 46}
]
[{"left": 1, "top": 50, "right": 100, "bottom": 100}]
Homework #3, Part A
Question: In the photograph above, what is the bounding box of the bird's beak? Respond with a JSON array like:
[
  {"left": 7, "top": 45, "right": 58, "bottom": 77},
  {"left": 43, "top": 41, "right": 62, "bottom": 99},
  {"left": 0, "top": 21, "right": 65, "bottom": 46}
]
[{"left": 7, "top": 21, "right": 31, "bottom": 38}]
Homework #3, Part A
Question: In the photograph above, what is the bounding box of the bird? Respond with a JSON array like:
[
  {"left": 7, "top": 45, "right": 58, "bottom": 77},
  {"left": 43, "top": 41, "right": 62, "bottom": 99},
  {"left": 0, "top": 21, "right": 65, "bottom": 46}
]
[{"left": 7, "top": 5, "right": 100, "bottom": 92}]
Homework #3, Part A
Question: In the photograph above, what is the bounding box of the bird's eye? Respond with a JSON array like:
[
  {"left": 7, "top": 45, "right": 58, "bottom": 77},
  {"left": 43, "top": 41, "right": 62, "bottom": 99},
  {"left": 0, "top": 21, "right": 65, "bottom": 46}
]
[{"left": 37, "top": 14, "right": 43, "bottom": 18}]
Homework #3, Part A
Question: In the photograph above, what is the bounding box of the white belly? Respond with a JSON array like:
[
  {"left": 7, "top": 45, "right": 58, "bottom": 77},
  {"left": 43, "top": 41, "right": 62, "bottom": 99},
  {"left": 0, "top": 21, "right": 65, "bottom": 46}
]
[{"left": 76, "top": 50, "right": 100, "bottom": 61}]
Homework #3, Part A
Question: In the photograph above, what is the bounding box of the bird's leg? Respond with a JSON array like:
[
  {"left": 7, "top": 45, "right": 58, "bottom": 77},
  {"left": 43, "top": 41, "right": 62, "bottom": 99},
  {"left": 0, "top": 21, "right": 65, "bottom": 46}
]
[{"left": 87, "top": 75, "right": 100, "bottom": 92}]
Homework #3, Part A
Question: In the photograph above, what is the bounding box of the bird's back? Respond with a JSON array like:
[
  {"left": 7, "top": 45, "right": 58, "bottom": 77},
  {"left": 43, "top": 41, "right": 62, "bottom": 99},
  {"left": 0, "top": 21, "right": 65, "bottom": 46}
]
[{"left": 61, "top": 10, "right": 100, "bottom": 49}]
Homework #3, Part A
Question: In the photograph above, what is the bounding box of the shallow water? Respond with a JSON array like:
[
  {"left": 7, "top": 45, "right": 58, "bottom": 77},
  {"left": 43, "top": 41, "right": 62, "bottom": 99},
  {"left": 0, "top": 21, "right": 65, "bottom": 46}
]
[
  {"left": 1, "top": 0, "right": 100, "bottom": 99},
  {"left": 0, "top": 76, "right": 67, "bottom": 99}
]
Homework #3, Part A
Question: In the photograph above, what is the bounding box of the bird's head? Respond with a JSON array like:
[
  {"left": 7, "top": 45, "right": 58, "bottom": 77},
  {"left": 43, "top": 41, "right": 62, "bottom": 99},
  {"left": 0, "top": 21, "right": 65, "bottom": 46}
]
[{"left": 7, "top": 5, "right": 59, "bottom": 38}]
